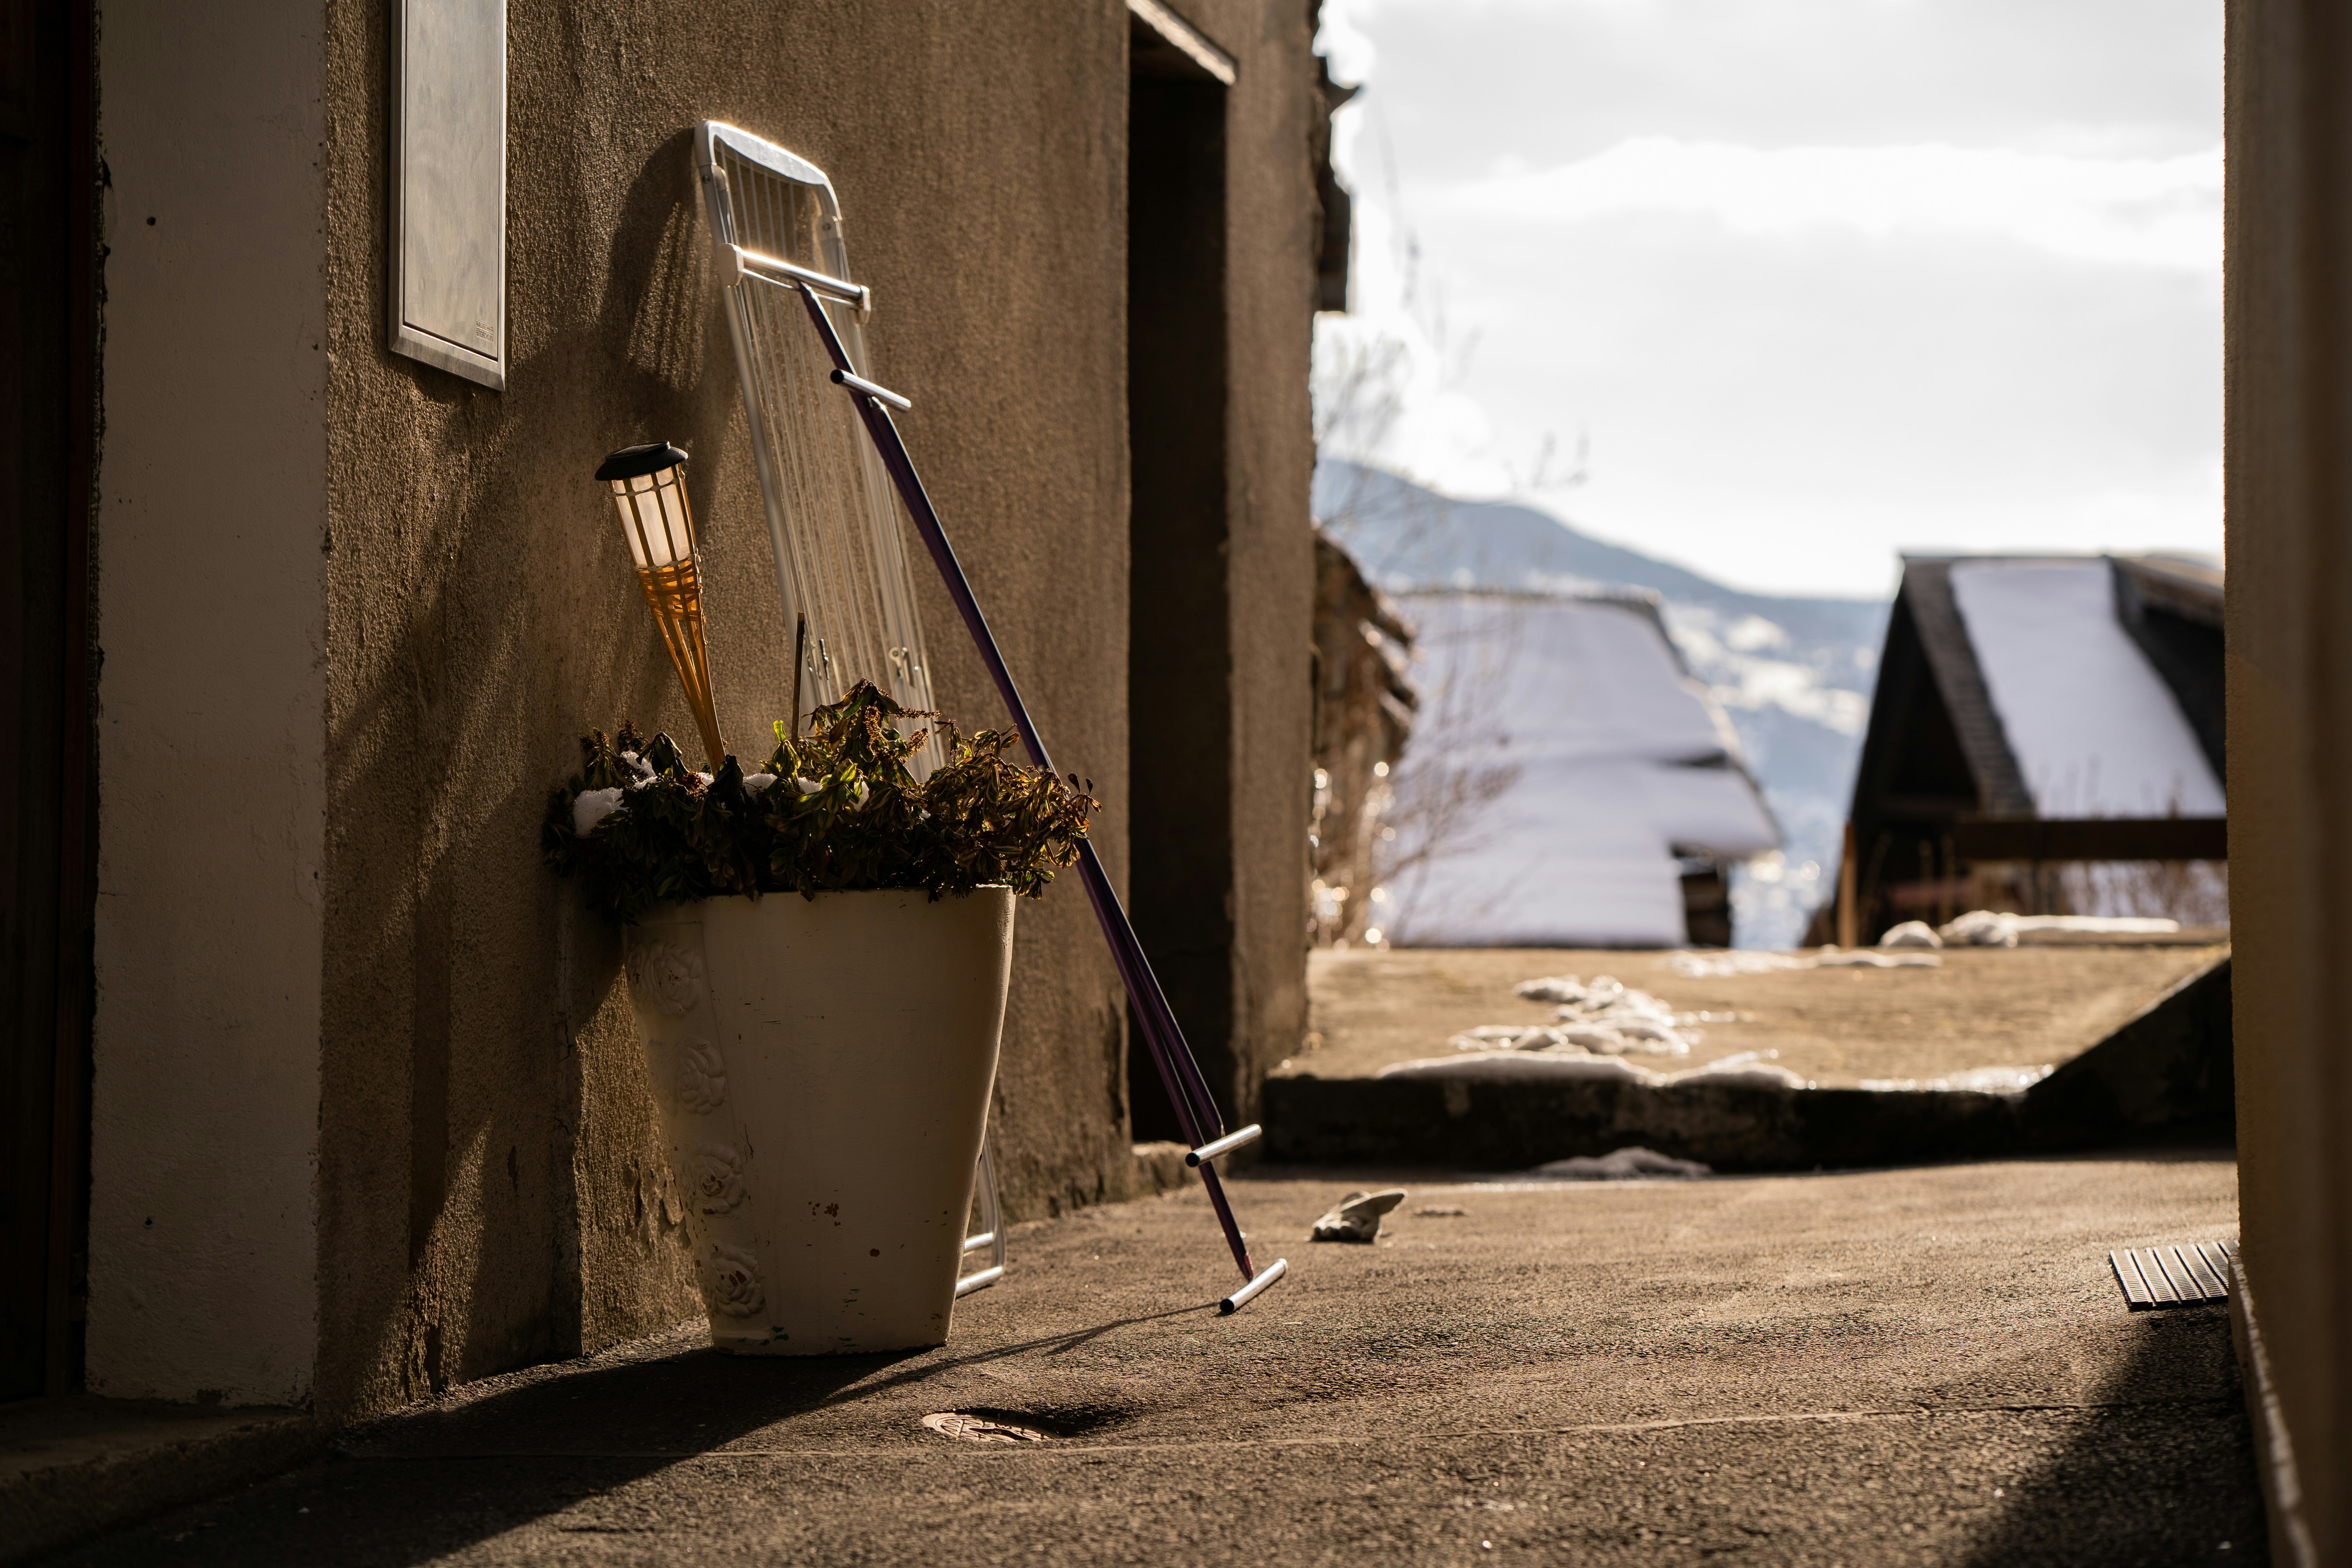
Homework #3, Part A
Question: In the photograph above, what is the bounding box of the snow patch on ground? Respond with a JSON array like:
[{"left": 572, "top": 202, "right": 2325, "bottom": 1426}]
[
  {"left": 1381, "top": 1049, "right": 2052, "bottom": 1097},
  {"left": 1667, "top": 947, "right": 1940, "bottom": 977},
  {"left": 1941, "top": 909, "right": 2181, "bottom": 947},
  {"left": 1532, "top": 1147, "right": 1713, "bottom": 1181},
  {"left": 1815, "top": 950, "right": 1942, "bottom": 969},
  {"left": 1381, "top": 1049, "right": 1811, "bottom": 1090},
  {"left": 1670, "top": 950, "right": 1808, "bottom": 978},
  {"left": 1858, "top": 1065, "right": 2055, "bottom": 1094}
]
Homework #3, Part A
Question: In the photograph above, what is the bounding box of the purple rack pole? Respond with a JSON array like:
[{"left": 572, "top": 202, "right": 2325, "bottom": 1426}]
[{"left": 794, "top": 286, "right": 1262, "bottom": 1288}]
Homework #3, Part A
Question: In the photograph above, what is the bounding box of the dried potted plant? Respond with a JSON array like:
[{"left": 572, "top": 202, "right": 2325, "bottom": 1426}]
[{"left": 545, "top": 681, "right": 1094, "bottom": 1354}]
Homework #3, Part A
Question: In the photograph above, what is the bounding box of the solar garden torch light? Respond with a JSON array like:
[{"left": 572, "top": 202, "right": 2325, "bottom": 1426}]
[{"left": 596, "top": 441, "right": 727, "bottom": 769}]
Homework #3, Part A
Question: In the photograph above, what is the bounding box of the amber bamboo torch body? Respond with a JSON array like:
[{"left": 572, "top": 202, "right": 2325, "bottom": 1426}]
[
  {"left": 635, "top": 556, "right": 726, "bottom": 769},
  {"left": 597, "top": 442, "right": 728, "bottom": 772}
]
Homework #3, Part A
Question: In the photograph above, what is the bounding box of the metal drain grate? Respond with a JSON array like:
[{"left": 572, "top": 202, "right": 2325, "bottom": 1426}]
[{"left": 2110, "top": 1241, "right": 2234, "bottom": 1309}]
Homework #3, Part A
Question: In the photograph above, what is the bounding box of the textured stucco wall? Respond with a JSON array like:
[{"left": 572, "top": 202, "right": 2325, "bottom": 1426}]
[
  {"left": 86, "top": 0, "right": 329, "bottom": 1405},
  {"left": 2224, "top": 1, "right": 2351, "bottom": 1558},
  {"left": 88, "top": 0, "right": 1315, "bottom": 1424},
  {"left": 304, "top": 0, "right": 1315, "bottom": 1421}
]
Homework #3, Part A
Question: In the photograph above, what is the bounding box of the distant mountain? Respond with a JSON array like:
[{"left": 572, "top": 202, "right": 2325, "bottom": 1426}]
[
  {"left": 1315, "top": 460, "right": 1891, "bottom": 947},
  {"left": 1314, "top": 461, "right": 1886, "bottom": 661}
]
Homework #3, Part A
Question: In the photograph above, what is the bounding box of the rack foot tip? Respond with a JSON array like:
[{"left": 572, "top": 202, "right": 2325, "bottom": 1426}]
[{"left": 1219, "top": 1258, "right": 1288, "bottom": 1314}]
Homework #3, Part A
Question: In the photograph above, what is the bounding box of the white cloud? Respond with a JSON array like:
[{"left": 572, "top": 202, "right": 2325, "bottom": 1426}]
[
  {"left": 1309, "top": 0, "right": 2221, "bottom": 595},
  {"left": 1441, "top": 138, "right": 2221, "bottom": 273},
  {"left": 1314, "top": 310, "right": 1511, "bottom": 496},
  {"left": 1313, "top": 154, "right": 1518, "bottom": 495}
]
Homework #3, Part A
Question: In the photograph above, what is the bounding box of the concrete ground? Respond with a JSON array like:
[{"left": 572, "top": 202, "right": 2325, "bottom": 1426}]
[
  {"left": 1293, "top": 945, "right": 2231, "bottom": 1085},
  {"left": 1, "top": 1399, "right": 318, "bottom": 1566},
  {"left": 49, "top": 1152, "right": 2255, "bottom": 1566}
]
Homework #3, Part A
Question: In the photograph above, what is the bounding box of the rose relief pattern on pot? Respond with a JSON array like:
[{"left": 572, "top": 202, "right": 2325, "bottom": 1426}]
[
  {"left": 707, "top": 1242, "right": 765, "bottom": 1316},
  {"left": 623, "top": 928, "right": 705, "bottom": 1098},
  {"left": 629, "top": 938, "right": 707, "bottom": 1015},
  {"left": 691, "top": 1142, "right": 750, "bottom": 1214},
  {"left": 676, "top": 1037, "right": 729, "bottom": 1113}
]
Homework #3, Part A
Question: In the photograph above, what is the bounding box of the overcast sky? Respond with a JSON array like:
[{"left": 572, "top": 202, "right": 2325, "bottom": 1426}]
[{"left": 1311, "top": 0, "right": 2223, "bottom": 598}]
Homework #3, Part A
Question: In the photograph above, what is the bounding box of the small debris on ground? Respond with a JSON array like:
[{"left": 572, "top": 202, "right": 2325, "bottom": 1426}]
[
  {"left": 1311, "top": 1188, "right": 1408, "bottom": 1243},
  {"left": 921, "top": 1412, "right": 1050, "bottom": 1443},
  {"left": 1531, "top": 1147, "right": 1712, "bottom": 1181},
  {"left": 1414, "top": 1206, "right": 1468, "bottom": 1217}
]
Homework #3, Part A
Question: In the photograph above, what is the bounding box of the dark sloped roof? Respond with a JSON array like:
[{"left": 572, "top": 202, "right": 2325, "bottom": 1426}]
[
  {"left": 2112, "top": 553, "right": 2222, "bottom": 627},
  {"left": 1896, "top": 557, "right": 2034, "bottom": 817},
  {"left": 2111, "top": 553, "right": 2225, "bottom": 781}
]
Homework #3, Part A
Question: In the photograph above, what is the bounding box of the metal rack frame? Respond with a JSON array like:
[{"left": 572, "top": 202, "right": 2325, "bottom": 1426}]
[{"left": 695, "top": 121, "right": 1283, "bottom": 1313}]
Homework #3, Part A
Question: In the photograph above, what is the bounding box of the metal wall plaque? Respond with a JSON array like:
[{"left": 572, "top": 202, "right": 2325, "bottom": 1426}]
[{"left": 390, "top": 0, "right": 506, "bottom": 389}]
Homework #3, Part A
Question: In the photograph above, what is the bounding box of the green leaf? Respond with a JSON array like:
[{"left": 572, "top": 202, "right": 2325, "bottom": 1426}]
[{"left": 546, "top": 680, "right": 1096, "bottom": 923}]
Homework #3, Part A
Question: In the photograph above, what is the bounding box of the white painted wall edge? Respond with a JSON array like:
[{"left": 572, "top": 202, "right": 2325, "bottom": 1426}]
[{"left": 86, "top": 0, "right": 329, "bottom": 1406}]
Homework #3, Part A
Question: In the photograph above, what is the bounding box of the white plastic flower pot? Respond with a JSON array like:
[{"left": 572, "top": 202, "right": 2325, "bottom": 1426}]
[{"left": 623, "top": 886, "right": 1016, "bottom": 1355}]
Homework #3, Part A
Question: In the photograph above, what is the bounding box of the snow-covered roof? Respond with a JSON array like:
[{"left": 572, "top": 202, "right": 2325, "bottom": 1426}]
[
  {"left": 1947, "top": 560, "right": 2223, "bottom": 817},
  {"left": 1383, "top": 592, "right": 1780, "bottom": 949}
]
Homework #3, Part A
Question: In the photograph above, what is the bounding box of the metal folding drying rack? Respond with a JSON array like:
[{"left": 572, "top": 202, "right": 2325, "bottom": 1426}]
[{"left": 697, "top": 122, "right": 1284, "bottom": 1314}]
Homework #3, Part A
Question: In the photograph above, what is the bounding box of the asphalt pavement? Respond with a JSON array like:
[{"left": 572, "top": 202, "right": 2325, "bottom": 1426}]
[{"left": 51, "top": 1151, "right": 2256, "bottom": 1566}]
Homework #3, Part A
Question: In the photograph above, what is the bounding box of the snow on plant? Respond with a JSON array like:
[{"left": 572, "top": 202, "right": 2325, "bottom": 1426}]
[{"left": 544, "top": 681, "right": 1098, "bottom": 924}]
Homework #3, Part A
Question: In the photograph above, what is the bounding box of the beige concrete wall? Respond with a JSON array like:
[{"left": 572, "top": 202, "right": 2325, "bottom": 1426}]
[
  {"left": 86, "top": 0, "right": 329, "bottom": 1406},
  {"left": 2225, "top": 1, "right": 2352, "bottom": 1558}
]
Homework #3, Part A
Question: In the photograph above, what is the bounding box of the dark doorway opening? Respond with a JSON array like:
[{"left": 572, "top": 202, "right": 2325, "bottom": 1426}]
[
  {"left": 1125, "top": 47, "right": 1232, "bottom": 1142},
  {"left": 1, "top": 0, "right": 99, "bottom": 1400}
]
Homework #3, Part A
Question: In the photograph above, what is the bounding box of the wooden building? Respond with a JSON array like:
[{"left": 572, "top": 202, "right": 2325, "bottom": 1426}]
[{"left": 1826, "top": 553, "right": 2225, "bottom": 943}]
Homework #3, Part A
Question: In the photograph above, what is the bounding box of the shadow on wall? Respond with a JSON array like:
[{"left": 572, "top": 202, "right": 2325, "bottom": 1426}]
[
  {"left": 318, "top": 124, "right": 740, "bottom": 1417},
  {"left": 594, "top": 127, "right": 722, "bottom": 423}
]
